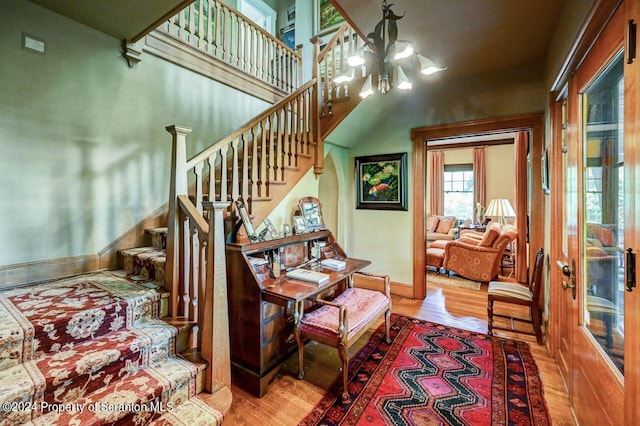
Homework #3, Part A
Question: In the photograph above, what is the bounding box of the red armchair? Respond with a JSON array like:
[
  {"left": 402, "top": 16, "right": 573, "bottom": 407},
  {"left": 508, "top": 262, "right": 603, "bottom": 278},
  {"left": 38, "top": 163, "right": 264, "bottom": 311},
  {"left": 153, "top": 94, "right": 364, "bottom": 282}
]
[{"left": 443, "top": 224, "right": 517, "bottom": 283}]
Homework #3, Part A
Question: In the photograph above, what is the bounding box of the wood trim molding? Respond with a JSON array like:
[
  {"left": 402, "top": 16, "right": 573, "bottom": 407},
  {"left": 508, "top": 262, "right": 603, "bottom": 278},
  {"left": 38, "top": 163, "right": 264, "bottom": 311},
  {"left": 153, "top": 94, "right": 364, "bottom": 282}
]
[
  {"left": 143, "top": 30, "right": 288, "bottom": 104},
  {"left": 354, "top": 274, "right": 414, "bottom": 298},
  {"left": 412, "top": 135, "right": 426, "bottom": 299},
  {"left": 0, "top": 255, "right": 99, "bottom": 290},
  {"left": 551, "top": 0, "right": 623, "bottom": 92},
  {"left": 412, "top": 112, "right": 545, "bottom": 301}
]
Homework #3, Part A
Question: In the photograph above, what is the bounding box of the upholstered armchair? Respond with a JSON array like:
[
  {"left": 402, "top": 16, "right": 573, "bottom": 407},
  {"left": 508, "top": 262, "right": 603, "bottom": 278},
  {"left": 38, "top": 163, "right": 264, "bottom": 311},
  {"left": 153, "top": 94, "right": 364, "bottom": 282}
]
[{"left": 443, "top": 224, "right": 517, "bottom": 283}]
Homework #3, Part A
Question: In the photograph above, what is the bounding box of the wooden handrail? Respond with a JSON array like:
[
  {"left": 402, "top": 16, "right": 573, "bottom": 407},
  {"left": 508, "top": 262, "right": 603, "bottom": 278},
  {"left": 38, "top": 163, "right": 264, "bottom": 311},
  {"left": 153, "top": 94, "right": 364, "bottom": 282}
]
[
  {"left": 187, "top": 79, "right": 316, "bottom": 169},
  {"left": 177, "top": 195, "right": 209, "bottom": 235},
  {"left": 160, "top": 0, "right": 302, "bottom": 93}
]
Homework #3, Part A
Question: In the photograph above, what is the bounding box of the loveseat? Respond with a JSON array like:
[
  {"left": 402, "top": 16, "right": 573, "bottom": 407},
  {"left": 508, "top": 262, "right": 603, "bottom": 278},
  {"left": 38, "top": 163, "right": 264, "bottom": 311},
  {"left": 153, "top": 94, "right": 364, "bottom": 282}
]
[{"left": 426, "top": 215, "right": 457, "bottom": 247}]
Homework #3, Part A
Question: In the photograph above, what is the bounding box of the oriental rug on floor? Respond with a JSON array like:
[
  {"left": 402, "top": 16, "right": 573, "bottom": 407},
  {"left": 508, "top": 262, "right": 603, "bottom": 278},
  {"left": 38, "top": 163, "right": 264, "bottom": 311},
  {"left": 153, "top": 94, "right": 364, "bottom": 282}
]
[{"left": 299, "top": 314, "right": 550, "bottom": 426}]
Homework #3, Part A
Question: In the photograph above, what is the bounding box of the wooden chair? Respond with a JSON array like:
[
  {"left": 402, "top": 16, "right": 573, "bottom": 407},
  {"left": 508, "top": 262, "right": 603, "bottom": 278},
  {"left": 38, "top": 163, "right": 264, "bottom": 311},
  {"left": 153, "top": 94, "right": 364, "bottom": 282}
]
[
  {"left": 487, "top": 248, "right": 544, "bottom": 344},
  {"left": 294, "top": 271, "right": 391, "bottom": 403}
]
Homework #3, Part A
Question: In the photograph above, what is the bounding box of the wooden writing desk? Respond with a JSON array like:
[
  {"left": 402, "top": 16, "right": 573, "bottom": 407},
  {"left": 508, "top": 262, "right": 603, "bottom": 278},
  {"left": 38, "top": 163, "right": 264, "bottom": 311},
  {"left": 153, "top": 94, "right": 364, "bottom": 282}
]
[
  {"left": 225, "top": 230, "right": 368, "bottom": 397},
  {"left": 262, "top": 257, "right": 371, "bottom": 305}
]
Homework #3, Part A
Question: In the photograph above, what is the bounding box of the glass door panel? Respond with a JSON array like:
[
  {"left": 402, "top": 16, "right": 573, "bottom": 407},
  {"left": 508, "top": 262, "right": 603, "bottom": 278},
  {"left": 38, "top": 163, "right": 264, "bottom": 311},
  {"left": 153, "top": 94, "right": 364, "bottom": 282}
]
[{"left": 582, "top": 50, "right": 624, "bottom": 374}]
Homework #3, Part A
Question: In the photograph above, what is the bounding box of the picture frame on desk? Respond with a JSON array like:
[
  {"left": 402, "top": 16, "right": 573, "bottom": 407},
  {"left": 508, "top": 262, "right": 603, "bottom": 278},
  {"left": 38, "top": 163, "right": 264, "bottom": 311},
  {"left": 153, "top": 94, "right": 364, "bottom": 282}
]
[
  {"left": 292, "top": 215, "right": 307, "bottom": 234},
  {"left": 261, "top": 218, "right": 279, "bottom": 240},
  {"left": 299, "top": 199, "right": 325, "bottom": 231},
  {"left": 355, "top": 152, "right": 408, "bottom": 211},
  {"left": 235, "top": 199, "right": 258, "bottom": 242}
]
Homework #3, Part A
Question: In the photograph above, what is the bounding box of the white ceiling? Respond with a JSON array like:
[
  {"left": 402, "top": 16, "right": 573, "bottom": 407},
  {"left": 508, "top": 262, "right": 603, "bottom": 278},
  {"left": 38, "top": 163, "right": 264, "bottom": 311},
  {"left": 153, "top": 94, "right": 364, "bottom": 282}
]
[{"left": 334, "top": 0, "right": 566, "bottom": 81}]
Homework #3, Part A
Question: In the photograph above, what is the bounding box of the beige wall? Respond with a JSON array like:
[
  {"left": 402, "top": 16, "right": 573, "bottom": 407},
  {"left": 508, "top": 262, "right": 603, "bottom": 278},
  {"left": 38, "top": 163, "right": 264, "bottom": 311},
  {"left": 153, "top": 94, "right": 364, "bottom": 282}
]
[
  {"left": 425, "top": 144, "right": 515, "bottom": 218},
  {"left": 321, "top": 61, "right": 547, "bottom": 285}
]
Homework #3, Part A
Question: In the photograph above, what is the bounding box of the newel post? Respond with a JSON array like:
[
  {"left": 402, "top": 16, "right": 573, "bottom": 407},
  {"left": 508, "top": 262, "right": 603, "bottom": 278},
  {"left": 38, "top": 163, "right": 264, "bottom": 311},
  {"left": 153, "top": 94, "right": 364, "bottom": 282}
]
[
  {"left": 311, "top": 36, "right": 324, "bottom": 177},
  {"left": 201, "top": 201, "right": 231, "bottom": 393},
  {"left": 165, "top": 125, "right": 191, "bottom": 318},
  {"left": 296, "top": 43, "right": 304, "bottom": 88}
]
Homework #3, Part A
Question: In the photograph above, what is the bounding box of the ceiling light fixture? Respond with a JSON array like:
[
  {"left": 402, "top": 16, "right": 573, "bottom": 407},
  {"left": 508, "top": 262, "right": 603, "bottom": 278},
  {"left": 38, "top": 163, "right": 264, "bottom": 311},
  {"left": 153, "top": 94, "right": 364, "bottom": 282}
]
[{"left": 337, "top": 0, "right": 445, "bottom": 98}]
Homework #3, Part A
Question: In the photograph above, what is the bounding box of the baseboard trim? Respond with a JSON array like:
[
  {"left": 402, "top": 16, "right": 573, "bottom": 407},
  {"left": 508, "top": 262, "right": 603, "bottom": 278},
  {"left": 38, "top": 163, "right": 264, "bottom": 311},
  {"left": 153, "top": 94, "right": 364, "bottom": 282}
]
[
  {"left": 0, "top": 255, "right": 100, "bottom": 289},
  {"left": 354, "top": 274, "right": 415, "bottom": 298}
]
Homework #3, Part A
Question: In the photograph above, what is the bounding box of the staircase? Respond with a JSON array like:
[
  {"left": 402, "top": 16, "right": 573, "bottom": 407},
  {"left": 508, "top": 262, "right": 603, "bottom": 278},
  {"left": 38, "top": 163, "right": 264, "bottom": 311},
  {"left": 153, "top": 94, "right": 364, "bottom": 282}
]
[
  {"left": 0, "top": 5, "right": 369, "bottom": 424},
  {"left": 0, "top": 225, "right": 229, "bottom": 424}
]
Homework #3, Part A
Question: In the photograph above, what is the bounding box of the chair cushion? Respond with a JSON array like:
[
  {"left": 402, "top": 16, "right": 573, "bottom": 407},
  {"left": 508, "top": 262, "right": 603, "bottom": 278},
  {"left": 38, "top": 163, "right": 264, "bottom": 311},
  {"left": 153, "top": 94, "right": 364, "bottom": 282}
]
[
  {"left": 587, "top": 295, "right": 617, "bottom": 314},
  {"left": 300, "top": 288, "right": 389, "bottom": 341},
  {"left": 488, "top": 281, "right": 532, "bottom": 301},
  {"left": 429, "top": 240, "right": 449, "bottom": 250}
]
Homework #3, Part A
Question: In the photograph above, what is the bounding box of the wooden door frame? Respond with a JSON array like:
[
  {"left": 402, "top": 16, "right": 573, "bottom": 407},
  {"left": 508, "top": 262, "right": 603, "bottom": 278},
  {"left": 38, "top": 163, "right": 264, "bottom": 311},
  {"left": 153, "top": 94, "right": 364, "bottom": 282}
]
[{"left": 411, "top": 113, "right": 544, "bottom": 300}]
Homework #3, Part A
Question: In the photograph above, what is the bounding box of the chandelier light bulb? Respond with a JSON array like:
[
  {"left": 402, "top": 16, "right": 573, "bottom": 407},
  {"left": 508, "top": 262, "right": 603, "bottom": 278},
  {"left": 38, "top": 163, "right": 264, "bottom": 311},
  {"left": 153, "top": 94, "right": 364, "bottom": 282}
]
[
  {"left": 334, "top": 67, "right": 355, "bottom": 84},
  {"left": 417, "top": 54, "right": 446, "bottom": 75},
  {"left": 359, "top": 74, "right": 374, "bottom": 98},
  {"left": 393, "top": 41, "right": 414, "bottom": 60},
  {"left": 347, "top": 47, "right": 366, "bottom": 67},
  {"left": 396, "top": 66, "right": 412, "bottom": 90}
]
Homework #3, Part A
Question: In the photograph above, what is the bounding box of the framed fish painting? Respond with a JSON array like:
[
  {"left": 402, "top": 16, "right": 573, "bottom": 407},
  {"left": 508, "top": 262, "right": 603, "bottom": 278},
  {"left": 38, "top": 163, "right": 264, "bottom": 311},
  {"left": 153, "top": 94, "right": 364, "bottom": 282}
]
[{"left": 355, "top": 152, "right": 408, "bottom": 210}]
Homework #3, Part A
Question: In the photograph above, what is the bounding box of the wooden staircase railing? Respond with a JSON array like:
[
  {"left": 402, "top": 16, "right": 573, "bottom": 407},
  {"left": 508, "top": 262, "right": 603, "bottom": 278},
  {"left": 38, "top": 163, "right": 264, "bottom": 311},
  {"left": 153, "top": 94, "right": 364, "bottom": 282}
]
[
  {"left": 158, "top": 0, "right": 302, "bottom": 93},
  {"left": 316, "top": 23, "right": 368, "bottom": 138},
  {"left": 162, "top": 20, "right": 366, "bottom": 398},
  {"left": 164, "top": 78, "right": 318, "bottom": 393}
]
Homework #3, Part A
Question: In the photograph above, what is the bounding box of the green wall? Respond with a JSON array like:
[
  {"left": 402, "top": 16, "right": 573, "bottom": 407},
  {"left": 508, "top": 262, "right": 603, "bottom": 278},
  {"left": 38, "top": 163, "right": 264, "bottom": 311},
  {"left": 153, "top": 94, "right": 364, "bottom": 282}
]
[{"left": 0, "top": 0, "right": 270, "bottom": 266}]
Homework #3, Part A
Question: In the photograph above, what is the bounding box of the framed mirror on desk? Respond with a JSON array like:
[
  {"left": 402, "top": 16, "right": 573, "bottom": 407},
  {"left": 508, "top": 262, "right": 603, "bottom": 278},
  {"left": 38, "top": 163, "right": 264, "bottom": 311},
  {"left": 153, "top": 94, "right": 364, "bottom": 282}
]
[{"left": 298, "top": 196, "right": 326, "bottom": 231}]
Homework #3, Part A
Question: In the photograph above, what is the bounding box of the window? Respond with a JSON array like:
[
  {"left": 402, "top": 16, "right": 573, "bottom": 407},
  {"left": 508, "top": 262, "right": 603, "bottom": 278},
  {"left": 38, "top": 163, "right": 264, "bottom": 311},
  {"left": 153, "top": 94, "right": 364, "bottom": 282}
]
[
  {"left": 239, "top": 0, "right": 276, "bottom": 34},
  {"left": 443, "top": 165, "right": 474, "bottom": 221}
]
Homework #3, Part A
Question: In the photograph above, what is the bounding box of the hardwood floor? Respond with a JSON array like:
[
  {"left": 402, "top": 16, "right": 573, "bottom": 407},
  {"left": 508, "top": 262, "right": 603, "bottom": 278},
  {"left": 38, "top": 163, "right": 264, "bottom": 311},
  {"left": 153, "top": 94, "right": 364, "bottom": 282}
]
[{"left": 217, "top": 282, "right": 576, "bottom": 425}]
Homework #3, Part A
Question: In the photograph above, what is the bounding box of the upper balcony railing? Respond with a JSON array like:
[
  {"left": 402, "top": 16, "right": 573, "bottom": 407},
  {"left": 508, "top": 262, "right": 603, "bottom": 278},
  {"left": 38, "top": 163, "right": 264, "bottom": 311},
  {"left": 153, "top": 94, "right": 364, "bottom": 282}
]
[{"left": 158, "top": 0, "right": 302, "bottom": 94}]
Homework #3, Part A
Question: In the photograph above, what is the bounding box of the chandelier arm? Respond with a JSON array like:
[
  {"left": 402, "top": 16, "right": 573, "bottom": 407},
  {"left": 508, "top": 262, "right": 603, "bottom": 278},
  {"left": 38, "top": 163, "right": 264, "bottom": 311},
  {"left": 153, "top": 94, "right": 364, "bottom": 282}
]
[{"left": 356, "top": 0, "right": 446, "bottom": 97}]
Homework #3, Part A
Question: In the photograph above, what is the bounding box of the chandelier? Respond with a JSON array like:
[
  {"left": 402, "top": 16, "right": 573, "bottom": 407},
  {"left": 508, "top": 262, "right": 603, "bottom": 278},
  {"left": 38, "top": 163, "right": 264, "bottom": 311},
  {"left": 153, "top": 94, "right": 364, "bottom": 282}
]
[{"left": 335, "top": 0, "right": 445, "bottom": 98}]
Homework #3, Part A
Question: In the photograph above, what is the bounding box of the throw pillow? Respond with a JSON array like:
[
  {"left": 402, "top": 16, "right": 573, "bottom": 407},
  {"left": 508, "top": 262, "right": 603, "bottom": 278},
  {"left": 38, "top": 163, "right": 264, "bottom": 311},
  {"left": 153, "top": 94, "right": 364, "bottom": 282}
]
[
  {"left": 479, "top": 226, "right": 501, "bottom": 247},
  {"left": 587, "top": 223, "right": 616, "bottom": 247},
  {"left": 426, "top": 215, "right": 440, "bottom": 233},
  {"left": 435, "top": 216, "right": 456, "bottom": 234}
]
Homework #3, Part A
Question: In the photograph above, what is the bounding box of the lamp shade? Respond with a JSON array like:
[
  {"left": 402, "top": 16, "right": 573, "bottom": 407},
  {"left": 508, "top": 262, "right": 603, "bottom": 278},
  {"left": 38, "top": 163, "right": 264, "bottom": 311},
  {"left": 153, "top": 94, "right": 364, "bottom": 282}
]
[{"left": 485, "top": 198, "right": 516, "bottom": 220}]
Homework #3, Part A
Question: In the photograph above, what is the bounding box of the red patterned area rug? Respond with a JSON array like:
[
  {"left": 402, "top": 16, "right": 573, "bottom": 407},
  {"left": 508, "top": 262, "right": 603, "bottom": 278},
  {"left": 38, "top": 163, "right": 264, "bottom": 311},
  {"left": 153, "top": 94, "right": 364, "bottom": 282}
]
[{"left": 299, "top": 314, "right": 551, "bottom": 426}]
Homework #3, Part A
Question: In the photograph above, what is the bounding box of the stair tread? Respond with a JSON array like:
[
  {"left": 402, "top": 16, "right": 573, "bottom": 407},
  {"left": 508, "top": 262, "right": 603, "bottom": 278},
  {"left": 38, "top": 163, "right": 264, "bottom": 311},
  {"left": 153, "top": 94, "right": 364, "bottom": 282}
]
[
  {"left": 0, "top": 319, "right": 178, "bottom": 406},
  {"left": 120, "top": 247, "right": 166, "bottom": 282},
  {"left": 146, "top": 227, "right": 168, "bottom": 235},
  {"left": 120, "top": 246, "right": 166, "bottom": 258},
  {"left": 0, "top": 272, "right": 161, "bottom": 366},
  {"left": 31, "top": 356, "right": 212, "bottom": 425}
]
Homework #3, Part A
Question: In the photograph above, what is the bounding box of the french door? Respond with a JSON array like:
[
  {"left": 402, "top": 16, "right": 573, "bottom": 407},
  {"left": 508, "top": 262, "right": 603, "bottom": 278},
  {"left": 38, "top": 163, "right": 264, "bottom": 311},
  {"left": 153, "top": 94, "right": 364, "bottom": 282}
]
[{"left": 554, "top": 0, "right": 640, "bottom": 423}]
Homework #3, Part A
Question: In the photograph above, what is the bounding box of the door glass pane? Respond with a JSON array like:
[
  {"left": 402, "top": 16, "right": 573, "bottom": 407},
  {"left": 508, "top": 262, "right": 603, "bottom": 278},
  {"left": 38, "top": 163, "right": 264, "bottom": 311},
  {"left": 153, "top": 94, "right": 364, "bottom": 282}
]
[{"left": 582, "top": 51, "right": 624, "bottom": 375}]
